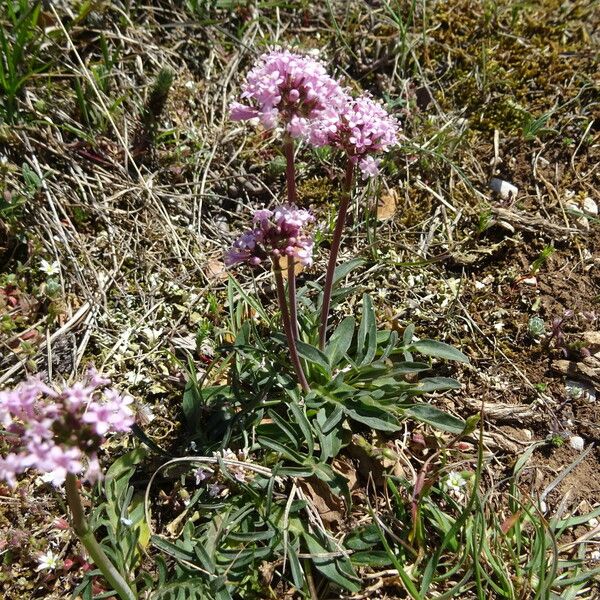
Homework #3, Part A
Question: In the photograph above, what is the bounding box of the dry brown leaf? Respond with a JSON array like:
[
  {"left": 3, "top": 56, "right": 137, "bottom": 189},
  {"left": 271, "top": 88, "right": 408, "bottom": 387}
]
[
  {"left": 377, "top": 189, "right": 398, "bottom": 220},
  {"left": 206, "top": 258, "right": 228, "bottom": 282},
  {"left": 278, "top": 255, "right": 304, "bottom": 278},
  {"left": 332, "top": 458, "right": 358, "bottom": 491},
  {"left": 298, "top": 476, "right": 344, "bottom": 528}
]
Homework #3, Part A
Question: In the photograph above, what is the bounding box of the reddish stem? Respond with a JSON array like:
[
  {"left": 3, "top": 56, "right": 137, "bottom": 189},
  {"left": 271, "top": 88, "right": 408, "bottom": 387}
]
[
  {"left": 273, "top": 266, "right": 310, "bottom": 392},
  {"left": 318, "top": 159, "right": 355, "bottom": 349},
  {"left": 283, "top": 135, "right": 298, "bottom": 204},
  {"left": 287, "top": 259, "right": 300, "bottom": 342},
  {"left": 283, "top": 136, "right": 300, "bottom": 342}
]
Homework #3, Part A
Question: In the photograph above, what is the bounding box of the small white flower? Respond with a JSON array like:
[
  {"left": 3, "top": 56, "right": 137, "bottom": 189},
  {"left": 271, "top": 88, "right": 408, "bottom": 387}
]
[
  {"left": 444, "top": 471, "right": 466, "bottom": 494},
  {"left": 36, "top": 549, "right": 61, "bottom": 572},
  {"left": 39, "top": 259, "right": 60, "bottom": 276}
]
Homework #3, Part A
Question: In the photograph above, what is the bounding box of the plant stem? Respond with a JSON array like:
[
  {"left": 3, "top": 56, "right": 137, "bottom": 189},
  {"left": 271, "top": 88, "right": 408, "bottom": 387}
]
[
  {"left": 287, "top": 259, "right": 300, "bottom": 342},
  {"left": 273, "top": 266, "right": 310, "bottom": 393},
  {"left": 283, "top": 135, "right": 300, "bottom": 342},
  {"left": 318, "top": 158, "right": 355, "bottom": 350},
  {"left": 65, "top": 473, "right": 136, "bottom": 600},
  {"left": 283, "top": 135, "right": 298, "bottom": 204}
]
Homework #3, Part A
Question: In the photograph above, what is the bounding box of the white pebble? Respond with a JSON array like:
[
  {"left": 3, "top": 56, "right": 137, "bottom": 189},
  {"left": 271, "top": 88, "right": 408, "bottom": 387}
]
[
  {"left": 583, "top": 197, "right": 598, "bottom": 217},
  {"left": 569, "top": 436, "right": 585, "bottom": 451},
  {"left": 567, "top": 202, "right": 589, "bottom": 229},
  {"left": 489, "top": 178, "right": 518, "bottom": 200}
]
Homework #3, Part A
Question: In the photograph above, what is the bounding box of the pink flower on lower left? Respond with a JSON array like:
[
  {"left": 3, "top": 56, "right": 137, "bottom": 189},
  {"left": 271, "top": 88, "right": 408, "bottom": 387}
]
[{"left": 0, "top": 368, "right": 133, "bottom": 487}]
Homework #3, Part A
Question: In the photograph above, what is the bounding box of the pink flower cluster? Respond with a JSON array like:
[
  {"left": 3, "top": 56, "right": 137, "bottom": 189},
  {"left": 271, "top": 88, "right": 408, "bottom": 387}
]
[
  {"left": 0, "top": 369, "right": 133, "bottom": 487},
  {"left": 229, "top": 49, "right": 400, "bottom": 177},
  {"left": 225, "top": 204, "right": 314, "bottom": 268},
  {"left": 230, "top": 49, "right": 347, "bottom": 139},
  {"left": 310, "top": 94, "right": 400, "bottom": 178}
]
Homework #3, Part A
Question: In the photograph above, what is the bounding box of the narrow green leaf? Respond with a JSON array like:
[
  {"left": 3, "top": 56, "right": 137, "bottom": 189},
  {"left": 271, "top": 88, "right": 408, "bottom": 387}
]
[
  {"left": 387, "top": 361, "right": 432, "bottom": 375},
  {"left": 257, "top": 436, "right": 305, "bottom": 464},
  {"left": 227, "top": 530, "right": 275, "bottom": 542},
  {"left": 332, "top": 258, "right": 364, "bottom": 286},
  {"left": 303, "top": 533, "right": 361, "bottom": 592},
  {"left": 411, "top": 340, "right": 469, "bottom": 363},
  {"left": 288, "top": 401, "right": 314, "bottom": 458},
  {"left": 314, "top": 463, "right": 350, "bottom": 507},
  {"left": 104, "top": 447, "right": 147, "bottom": 533},
  {"left": 287, "top": 541, "right": 306, "bottom": 589},
  {"left": 151, "top": 535, "right": 195, "bottom": 562},
  {"left": 414, "top": 377, "right": 461, "bottom": 392},
  {"left": 318, "top": 405, "right": 344, "bottom": 434},
  {"left": 296, "top": 339, "right": 331, "bottom": 372},
  {"left": 357, "top": 294, "right": 377, "bottom": 366},
  {"left": 403, "top": 323, "right": 415, "bottom": 346},
  {"left": 345, "top": 404, "right": 400, "bottom": 432},
  {"left": 404, "top": 404, "right": 466, "bottom": 434},
  {"left": 351, "top": 550, "right": 393, "bottom": 567},
  {"left": 266, "top": 409, "right": 300, "bottom": 450},
  {"left": 325, "top": 316, "right": 355, "bottom": 367}
]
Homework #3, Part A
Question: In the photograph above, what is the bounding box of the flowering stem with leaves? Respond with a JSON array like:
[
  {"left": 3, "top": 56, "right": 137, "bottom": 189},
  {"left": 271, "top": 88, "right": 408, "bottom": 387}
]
[
  {"left": 0, "top": 371, "right": 136, "bottom": 597},
  {"left": 227, "top": 49, "right": 400, "bottom": 388},
  {"left": 65, "top": 473, "right": 136, "bottom": 600}
]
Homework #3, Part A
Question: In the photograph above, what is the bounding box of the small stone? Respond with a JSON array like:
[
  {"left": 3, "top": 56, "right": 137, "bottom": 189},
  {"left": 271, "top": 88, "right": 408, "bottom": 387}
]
[
  {"left": 582, "top": 197, "right": 598, "bottom": 217},
  {"left": 569, "top": 436, "right": 585, "bottom": 451},
  {"left": 489, "top": 178, "right": 518, "bottom": 200},
  {"left": 522, "top": 276, "right": 537, "bottom": 286},
  {"left": 567, "top": 202, "right": 589, "bottom": 229}
]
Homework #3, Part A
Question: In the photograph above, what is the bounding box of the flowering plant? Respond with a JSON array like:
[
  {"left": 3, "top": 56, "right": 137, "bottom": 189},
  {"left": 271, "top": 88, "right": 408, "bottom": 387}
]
[
  {"left": 0, "top": 369, "right": 136, "bottom": 600},
  {"left": 0, "top": 368, "right": 133, "bottom": 487},
  {"left": 227, "top": 49, "right": 402, "bottom": 390}
]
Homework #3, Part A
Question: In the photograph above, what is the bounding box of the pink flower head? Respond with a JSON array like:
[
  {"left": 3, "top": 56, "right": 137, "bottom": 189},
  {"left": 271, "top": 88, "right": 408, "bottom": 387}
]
[
  {"left": 82, "top": 390, "right": 133, "bottom": 436},
  {"left": 229, "top": 49, "right": 349, "bottom": 139},
  {"left": 310, "top": 93, "right": 400, "bottom": 177},
  {"left": 0, "top": 369, "right": 134, "bottom": 488},
  {"left": 225, "top": 204, "right": 315, "bottom": 269}
]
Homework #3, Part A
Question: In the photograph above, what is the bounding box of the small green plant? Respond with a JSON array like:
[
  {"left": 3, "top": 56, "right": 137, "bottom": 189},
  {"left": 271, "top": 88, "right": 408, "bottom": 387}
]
[
  {"left": 132, "top": 68, "right": 174, "bottom": 165},
  {"left": 528, "top": 316, "right": 545, "bottom": 338},
  {"left": 73, "top": 33, "right": 122, "bottom": 131},
  {"left": 531, "top": 245, "right": 555, "bottom": 274},
  {"left": 0, "top": 0, "right": 49, "bottom": 123}
]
